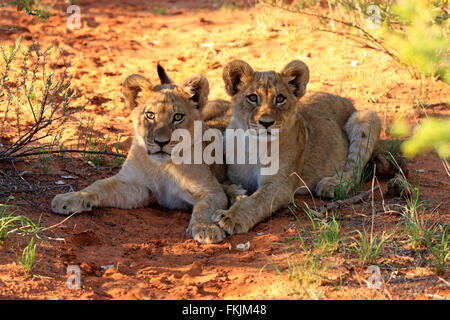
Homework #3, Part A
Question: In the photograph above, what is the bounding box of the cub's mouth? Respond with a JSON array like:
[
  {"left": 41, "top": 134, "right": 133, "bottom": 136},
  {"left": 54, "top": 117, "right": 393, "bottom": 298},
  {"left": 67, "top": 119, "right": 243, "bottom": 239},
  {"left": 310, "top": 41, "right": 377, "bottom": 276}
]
[
  {"left": 151, "top": 150, "right": 170, "bottom": 155},
  {"left": 145, "top": 142, "right": 173, "bottom": 162},
  {"left": 147, "top": 148, "right": 172, "bottom": 157},
  {"left": 148, "top": 150, "right": 172, "bottom": 163},
  {"left": 247, "top": 126, "right": 280, "bottom": 138}
]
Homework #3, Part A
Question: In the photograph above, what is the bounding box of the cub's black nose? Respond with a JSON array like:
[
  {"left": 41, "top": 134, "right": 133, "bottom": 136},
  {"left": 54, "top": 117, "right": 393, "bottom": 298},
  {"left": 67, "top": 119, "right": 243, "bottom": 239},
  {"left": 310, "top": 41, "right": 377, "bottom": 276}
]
[
  {"left": 258, "top": 119, "right": 275, "bottom": 129},
  {"left": 154, "top": 138, "right": 170, "bottom": 148}
]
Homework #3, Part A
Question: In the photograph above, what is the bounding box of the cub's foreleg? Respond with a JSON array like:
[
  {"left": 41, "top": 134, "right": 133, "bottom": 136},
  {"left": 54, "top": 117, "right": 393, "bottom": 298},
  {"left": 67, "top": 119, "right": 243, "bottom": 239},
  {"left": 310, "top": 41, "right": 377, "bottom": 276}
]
[
  {"left": 51, "top": 172, "right": 151, "bottom": 215},
  {"left": 316, "top": 110, "right": 381, "bottom": 198},
  {"left": 213, "top": 174, "right": 293, "bottom": 235},
  {"left": 187, "top": 188, "right": 229, "bottom": 244},
  {"left": 221, "top": 181, "right": 247, "bottom": 206}
]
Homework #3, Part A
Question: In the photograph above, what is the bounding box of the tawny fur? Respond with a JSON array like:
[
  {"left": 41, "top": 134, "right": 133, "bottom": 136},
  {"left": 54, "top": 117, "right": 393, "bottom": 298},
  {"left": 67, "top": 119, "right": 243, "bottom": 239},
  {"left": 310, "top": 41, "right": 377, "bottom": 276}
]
[
  {"left": 202, "top": 99, "right": 233, "bottom": 132},
  {"left": 51, "top": 71, "right": 233, "bottom": 244},
  {"left": 213, "top": 60, "right": 381, "bottom": 236}
]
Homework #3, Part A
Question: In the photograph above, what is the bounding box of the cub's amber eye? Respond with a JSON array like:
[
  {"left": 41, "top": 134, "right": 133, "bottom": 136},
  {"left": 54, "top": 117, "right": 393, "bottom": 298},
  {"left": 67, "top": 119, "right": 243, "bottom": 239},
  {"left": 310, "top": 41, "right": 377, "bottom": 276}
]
[
  {"left": 247, "top": 94, "right": 258, "bottom": 103},
  {"left": 173, "top": 113, "right": 184, "bottom": 122},
  {"left": 145, "top": 111, "right": 155, "bottom": 120},
  {"left": 276, "top": 94, "right": 286, "bottom": 104}
]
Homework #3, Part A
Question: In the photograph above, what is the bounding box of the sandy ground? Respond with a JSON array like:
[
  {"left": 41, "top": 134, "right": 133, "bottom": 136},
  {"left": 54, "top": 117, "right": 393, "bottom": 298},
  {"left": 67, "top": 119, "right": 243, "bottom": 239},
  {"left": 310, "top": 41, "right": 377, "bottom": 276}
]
[{"left": 0, "top": 0, "right": 448, "bottom": 299}]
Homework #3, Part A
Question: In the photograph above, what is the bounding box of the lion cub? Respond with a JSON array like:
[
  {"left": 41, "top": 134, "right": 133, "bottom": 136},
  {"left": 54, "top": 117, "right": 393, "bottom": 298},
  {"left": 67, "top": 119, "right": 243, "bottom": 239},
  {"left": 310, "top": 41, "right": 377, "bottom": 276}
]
[
  {"left": 213, "top": 60, "right": 381, "bottom": 236},
  {"left": 52, "top": 66, "right": 230, "bottom": 243}
]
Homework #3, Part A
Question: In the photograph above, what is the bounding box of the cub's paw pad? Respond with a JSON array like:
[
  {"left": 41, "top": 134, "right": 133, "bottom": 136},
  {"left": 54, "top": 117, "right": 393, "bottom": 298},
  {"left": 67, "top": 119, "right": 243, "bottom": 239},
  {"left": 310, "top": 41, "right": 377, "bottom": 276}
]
[
  {"left": 51, "top": 192, "right": 98, "bottom": 216},
  {"left": 315, "top": 176, "right": 342, "bottom": 199},
  {"left": 188, "top": 223, "right": 226, "bottom": 244},
  {"left": 213, "top": 209, "right": 248, "bottom": 235}
]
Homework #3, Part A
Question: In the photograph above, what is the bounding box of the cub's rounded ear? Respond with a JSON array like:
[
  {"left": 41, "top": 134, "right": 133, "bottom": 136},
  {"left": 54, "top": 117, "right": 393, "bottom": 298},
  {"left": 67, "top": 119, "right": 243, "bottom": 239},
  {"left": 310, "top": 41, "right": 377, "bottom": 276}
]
[
  {"left": 222, "top": 60, "right": 254, "bottom": 96},
  {"left": 122, "top": 74, "right": 153, "bottom": 110},
  {"left": 181, "top": 73, "right": 210, "bottom": 110},
  {"left": 280, "top": 60, "right": 309, "bottom": 98}
]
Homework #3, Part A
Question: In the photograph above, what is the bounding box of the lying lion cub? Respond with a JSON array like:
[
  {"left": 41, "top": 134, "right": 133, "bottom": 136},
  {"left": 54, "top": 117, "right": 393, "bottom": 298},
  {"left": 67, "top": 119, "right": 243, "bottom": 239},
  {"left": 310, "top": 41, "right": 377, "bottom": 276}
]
[
  {"left": 52, "top": 66, "right": 231, "bottom": 243},
  {"left": 213, "top": 60, "right": 381, "bottom": 236}
]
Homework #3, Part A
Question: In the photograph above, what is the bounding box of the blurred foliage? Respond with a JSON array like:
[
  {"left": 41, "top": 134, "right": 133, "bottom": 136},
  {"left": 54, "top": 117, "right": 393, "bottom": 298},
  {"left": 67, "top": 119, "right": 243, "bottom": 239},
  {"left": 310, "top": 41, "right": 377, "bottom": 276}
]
[
  {"left": 334, "top": 0, "right": 449, "bottom": 83},
  {"left": 391, "top": 117, "right": 450, "bottom": 159},
  {"left": 332, "top": 1, "right": 450, "bottom": 159},
  {"left": 269, "top": 0, "right": 450, "bottom": 83},
  {"left": 385, "top": 0, "right": 450, "bottom": 84},
  {"left": 2, "top": 0, "right": 53, "bottom": 22}
]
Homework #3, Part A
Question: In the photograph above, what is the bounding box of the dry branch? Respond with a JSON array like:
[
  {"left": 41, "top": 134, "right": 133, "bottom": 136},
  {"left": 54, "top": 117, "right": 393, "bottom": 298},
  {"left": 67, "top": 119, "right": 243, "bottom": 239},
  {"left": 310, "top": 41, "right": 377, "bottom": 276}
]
[{"left": 316, "top": 185, "right": 380, "bottom": 212}]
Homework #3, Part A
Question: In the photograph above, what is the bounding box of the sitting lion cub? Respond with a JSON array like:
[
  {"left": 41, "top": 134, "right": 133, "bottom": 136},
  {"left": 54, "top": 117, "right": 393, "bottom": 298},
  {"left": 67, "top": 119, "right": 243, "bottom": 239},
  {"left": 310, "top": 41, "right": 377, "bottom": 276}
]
[
  {"left": 213, "top": 60, "right": 381, "bottom": 236},
  {"left": 52, "top": 66, "right": 230, "bottom": 243}
]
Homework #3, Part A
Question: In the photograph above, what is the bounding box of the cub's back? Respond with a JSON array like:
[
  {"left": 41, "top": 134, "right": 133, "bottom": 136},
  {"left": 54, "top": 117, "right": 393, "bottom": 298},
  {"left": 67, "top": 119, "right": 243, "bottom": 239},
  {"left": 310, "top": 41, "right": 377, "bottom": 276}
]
[
  {"left": 202, "top": 99, "right": 233, "bottom": 133},
  {"left": 298, "top": 92, "right": 355, "bottom": 126},
  {"left": 297, "top": 92, "right": 355, "bottom": 187}
]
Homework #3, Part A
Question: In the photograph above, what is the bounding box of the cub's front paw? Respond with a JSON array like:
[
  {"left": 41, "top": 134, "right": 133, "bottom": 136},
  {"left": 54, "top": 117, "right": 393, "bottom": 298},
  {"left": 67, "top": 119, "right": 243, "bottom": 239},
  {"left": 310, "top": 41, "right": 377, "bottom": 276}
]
[
  {"left": 187, "top": 222, "right": 226, "bottom": 244},
  {"left": 51, "top": 192, "right": 99, "bottom": 215},
  {"left": 222, "top": 184, "right": 247, "bottom": 206},
  {"left": 315, "top": 176, "right": 346, "bottom": 199},
  {"left": 212, "top": 209, "right": 250, "bottom": 235}
]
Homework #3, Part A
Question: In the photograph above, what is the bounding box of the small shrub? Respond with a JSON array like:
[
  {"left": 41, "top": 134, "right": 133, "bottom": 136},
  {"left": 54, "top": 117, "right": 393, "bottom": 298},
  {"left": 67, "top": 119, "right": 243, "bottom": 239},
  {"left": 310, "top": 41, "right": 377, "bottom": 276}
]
[
  {"left": 0, "top": 38, "right": 87, "bottom": 163},
  {"left": 0, "top": 199, "right": 39, "bottom": 244},
  {"left": 3, "top": 0, "right": 53, "bottom": 22},
  {"left": 352, "top": 229, "right": 391, "bottom": 265},
  {"left": 424, "top": 224, "right": 449, "bottom": 275},
  {"left": 18, "top": 237, "right": 36, "bottom": 275}
]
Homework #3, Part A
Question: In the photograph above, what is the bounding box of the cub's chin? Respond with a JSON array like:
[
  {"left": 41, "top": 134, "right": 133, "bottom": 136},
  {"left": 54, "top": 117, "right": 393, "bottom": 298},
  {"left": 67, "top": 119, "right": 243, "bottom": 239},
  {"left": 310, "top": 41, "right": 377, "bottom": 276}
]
[
  {"left": 247, "top": 128, "right": 280, "bottom": 142},
  {"left": 149, "top": 152, "right": 172, "bottom": 163}
]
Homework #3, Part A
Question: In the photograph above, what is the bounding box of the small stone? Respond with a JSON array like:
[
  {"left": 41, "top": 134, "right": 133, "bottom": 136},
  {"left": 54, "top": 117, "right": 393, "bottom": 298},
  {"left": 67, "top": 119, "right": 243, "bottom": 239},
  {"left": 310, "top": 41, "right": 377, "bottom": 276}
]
[{"left": 236, "top": 241, "right": 250, "bottom": 251}]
